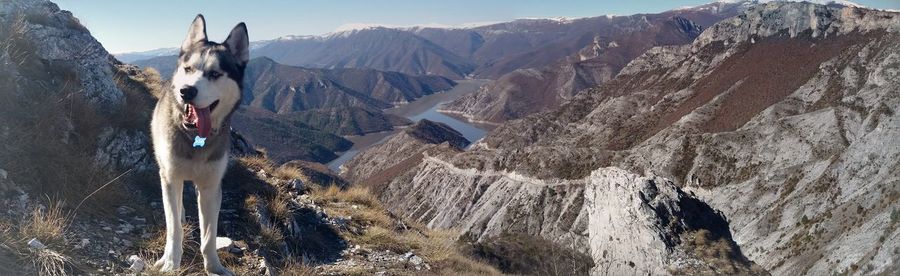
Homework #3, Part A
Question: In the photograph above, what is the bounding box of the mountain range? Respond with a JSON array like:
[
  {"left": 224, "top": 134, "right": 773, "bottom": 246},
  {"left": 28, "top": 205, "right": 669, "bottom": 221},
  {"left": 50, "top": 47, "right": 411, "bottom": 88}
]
[
  {"left": 440, "top": 2, "right": 746, "bottom": 123},
  {"left": 122, "top": 1, "right": 754, "bottom": 81},
  {"left": 345, "top": 1, "right": 900, "bottom": 275}
]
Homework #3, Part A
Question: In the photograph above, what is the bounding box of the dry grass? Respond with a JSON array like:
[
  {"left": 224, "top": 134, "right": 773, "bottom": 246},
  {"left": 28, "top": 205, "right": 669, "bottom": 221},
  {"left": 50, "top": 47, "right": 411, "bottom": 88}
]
[
  {"left": 259, "top": 225, "right": 285, "bottom": 249},
  {"left": 20, "top": 204, "right": 69, "bottom": 249},
  {"left": 280, "top": 260, "right": 318, "bottom": 276},
  {"left": 272, "top": 165, "right": 305, "bottom": 182},
  {"left": 310, "top": 185, "right": 380, "bottom": 208},
  {"left": 238, "top": 155, "right": 276, "bottom": 173},
  {"left": 0, "top": 203, "right": 74, "bottom": 276},
  {"left": 465, "top": 233, "right": 592, "bottom": 275},
  {"left": 683, "top": 229, "right": 735, "bottom": 261},
  {"left": 267, "top": 194, "right": 292, "bottom": 222},
  {"left": 308, "top": 185, "right": 501, "bottom": 275},
  {"left": 134, "top": 223, "right": 209, "bottom": 275},
  {"left": 354, "top": 226, "right": 418, "bottom": 253},
  {"left": 679, "top": 229, "right": 752, "bottom": 274}
]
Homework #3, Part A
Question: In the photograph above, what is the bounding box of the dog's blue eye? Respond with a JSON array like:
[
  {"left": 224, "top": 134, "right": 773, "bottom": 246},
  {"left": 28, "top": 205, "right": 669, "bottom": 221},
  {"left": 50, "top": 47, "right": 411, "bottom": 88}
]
[{"left": 208, "top": 71, "right": 222, "bottom": 79}]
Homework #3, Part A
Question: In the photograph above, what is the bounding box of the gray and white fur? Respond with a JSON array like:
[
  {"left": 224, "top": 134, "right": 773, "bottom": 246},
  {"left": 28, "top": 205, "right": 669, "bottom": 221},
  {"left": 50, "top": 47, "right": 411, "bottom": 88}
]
[{"left": 150, "top": 14, "right": 247, "bottom": 276}]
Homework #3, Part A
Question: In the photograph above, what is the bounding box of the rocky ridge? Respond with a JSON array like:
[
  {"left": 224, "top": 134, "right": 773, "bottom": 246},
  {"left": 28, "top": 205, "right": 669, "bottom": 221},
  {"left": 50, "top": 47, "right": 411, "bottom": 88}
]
[{"left": 340, "top": 119, "right": 470, "bottom": 186}]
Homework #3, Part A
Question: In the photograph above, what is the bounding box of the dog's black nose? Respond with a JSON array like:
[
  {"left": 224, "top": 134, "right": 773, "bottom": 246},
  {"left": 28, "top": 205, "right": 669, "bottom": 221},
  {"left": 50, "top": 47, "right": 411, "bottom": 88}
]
[{"left": 180, "top": 86, "right": 197, "bottom": 101}]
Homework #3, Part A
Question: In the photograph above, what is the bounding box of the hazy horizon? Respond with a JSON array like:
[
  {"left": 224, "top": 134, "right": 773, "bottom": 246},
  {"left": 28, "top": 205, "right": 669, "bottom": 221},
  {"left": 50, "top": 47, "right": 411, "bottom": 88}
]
[{"left": 55, "top": 0, "right": 900, "bottom": 54}]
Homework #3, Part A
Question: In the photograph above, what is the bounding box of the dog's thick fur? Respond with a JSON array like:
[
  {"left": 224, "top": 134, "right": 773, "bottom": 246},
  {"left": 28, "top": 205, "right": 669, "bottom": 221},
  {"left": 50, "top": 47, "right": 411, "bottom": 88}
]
[{"left": 150, "top": 14, "right": 247, "bottom": 275}]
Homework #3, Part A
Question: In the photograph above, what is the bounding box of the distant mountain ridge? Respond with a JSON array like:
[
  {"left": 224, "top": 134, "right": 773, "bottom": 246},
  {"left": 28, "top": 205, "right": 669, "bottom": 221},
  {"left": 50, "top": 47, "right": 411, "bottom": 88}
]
[
  {"left": 127, "top": 1, "right": 817, "bottom": 80},
  {"left": 242, "top": 57, "right": 456, "bottom": 113},
  {"left": 253, "top": 27, "right": 477, "bottom": 79},
  {"left": 439, "top": 3, "right": 744, "bottom": 123}
]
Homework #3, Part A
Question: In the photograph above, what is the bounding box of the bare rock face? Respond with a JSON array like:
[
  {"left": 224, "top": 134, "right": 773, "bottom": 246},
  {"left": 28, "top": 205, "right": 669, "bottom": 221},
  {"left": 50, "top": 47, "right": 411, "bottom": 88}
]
[
  {"left": 587, "top": 168, "right": 756, "bottom": 275},
  {"left": 0, "top": 0, "right": 124, "bottom": 112},
  {"left": 379, "top": 152, "right": 592, "bottom": 248}
]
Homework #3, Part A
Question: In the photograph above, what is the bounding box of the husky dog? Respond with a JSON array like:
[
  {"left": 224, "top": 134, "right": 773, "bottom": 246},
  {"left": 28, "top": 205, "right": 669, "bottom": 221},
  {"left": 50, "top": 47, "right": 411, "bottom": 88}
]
[{"left": 150, "top": 14, "right": 247, "bottom": 275}]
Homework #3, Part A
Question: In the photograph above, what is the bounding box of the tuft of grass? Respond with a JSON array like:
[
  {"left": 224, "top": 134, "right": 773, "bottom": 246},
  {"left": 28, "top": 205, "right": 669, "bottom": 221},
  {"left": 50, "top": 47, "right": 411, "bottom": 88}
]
[
  {"left": 259, "top": 225, "right": 285, "bottom": 250},
  {"left": 267, "top": 193, "right": 293, "bottom": 223},
  {"left": 280, "top": 260, "right": 318, "bottom": 276},
  {"left": 30, "top": 249, "right": 71, "bottom": 276},
  {"left": 272, "top": 165, "right": 305, "bottom": 182},
  {"left": 238, "top": 156, "right": 275, "bottom": 173},
  {"left": 354, "top": 226, "right": 418, "bottom": 253},
  {"left": 20, "top": 203, "right": 69, "bottom": 250},
  {"left": 0, "top": 203, "right": 74, "bottom": 276},
  {"left": 310, "top": 185, "right": 380, "bottom": 208}
]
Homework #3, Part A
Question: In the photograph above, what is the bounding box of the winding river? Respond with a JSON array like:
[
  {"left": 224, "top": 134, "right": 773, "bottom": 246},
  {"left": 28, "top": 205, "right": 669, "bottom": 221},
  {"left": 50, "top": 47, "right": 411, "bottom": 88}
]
[{"left": 326, "top": 79, "right": 493, "bottom": 172}]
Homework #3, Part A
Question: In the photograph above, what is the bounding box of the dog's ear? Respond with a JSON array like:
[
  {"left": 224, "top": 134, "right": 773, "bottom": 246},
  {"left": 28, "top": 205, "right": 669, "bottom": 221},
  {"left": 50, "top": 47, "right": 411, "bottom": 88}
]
[
  {"left": 224, "top": 22, "right": 249, "bottom": 64},
  {"left": 181, "top": 14, "right": 208, "bottom": 54}
]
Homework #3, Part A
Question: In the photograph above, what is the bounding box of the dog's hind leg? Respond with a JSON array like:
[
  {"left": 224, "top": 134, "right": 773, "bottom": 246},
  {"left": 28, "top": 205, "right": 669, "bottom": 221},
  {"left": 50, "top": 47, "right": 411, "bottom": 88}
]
[
  {"left": 154, "top": 173, "right": 184, "bottom": 272},
  {"left": 195, "top": 167, "right": 234, "bottom": 276}
]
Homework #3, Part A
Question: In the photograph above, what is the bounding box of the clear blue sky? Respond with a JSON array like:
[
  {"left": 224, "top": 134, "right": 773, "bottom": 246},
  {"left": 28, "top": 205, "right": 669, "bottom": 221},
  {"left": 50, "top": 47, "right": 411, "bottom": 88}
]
[{"left": 55, "top": 0, "right": 900, "bottom": 54}]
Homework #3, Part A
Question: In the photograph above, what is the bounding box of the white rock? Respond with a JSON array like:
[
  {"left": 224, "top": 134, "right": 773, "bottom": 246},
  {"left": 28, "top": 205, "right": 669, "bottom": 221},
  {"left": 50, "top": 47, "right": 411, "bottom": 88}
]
[
  {"left": 27, "top": 238, "right": 45, "bottom": 250},
  {"left": 127, "top": 255, "right": 145, "bottom": 272},
  {"left": 290, "top": 179, "right": 304, "bottom": 192},
  {"left": 215, "top": 236, "right": 233, "bottom": 250},
  {"left": 74, "top": 238, "right": 90, "bottom": 249},
  {"left": 409, "top": 255, "right": 424, "bottom": 266},
  {"left": 116, "top": 206, "right": 135, "bottom": 216}
]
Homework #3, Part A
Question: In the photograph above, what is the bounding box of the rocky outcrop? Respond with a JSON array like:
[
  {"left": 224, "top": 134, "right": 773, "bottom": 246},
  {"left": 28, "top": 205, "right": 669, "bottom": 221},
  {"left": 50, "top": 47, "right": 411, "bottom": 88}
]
[
  {"left": 0, "top": 0, "right": 124, "bottom": 112},
  {"left": 340, "top": 119, "right": 469, "bottom": 187},
  {"left": 587, "top": 168, "right": 757, "bottom": 275},
  {"left": 371, "top": 2, "right": 900, "bottom": 275},
  {"left": 0, "top": 0, "right": 156, "bottom": 180}
]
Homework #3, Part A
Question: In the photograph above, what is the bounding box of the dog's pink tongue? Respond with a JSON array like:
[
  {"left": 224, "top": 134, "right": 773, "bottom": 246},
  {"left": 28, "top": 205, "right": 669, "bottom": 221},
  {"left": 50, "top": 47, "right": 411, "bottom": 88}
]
[{"left": 194, "top": 105, "right": 211, "bottom": 138}]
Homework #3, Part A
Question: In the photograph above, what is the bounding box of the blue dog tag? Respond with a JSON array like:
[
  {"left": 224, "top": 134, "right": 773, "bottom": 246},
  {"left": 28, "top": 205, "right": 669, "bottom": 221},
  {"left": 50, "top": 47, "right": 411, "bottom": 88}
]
[{"left": 193, "top": 136, "right": 207, "bottom": 148}]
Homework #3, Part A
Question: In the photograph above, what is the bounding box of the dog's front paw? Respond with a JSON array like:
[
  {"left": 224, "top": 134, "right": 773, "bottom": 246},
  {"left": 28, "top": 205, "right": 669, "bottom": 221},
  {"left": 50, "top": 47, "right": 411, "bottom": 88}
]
[
  {"left": 206, "top": 264, "right": 234, "bottom": 276},
  {"left": 153, "top": 257, "right": 179, "bottom": 272}
]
